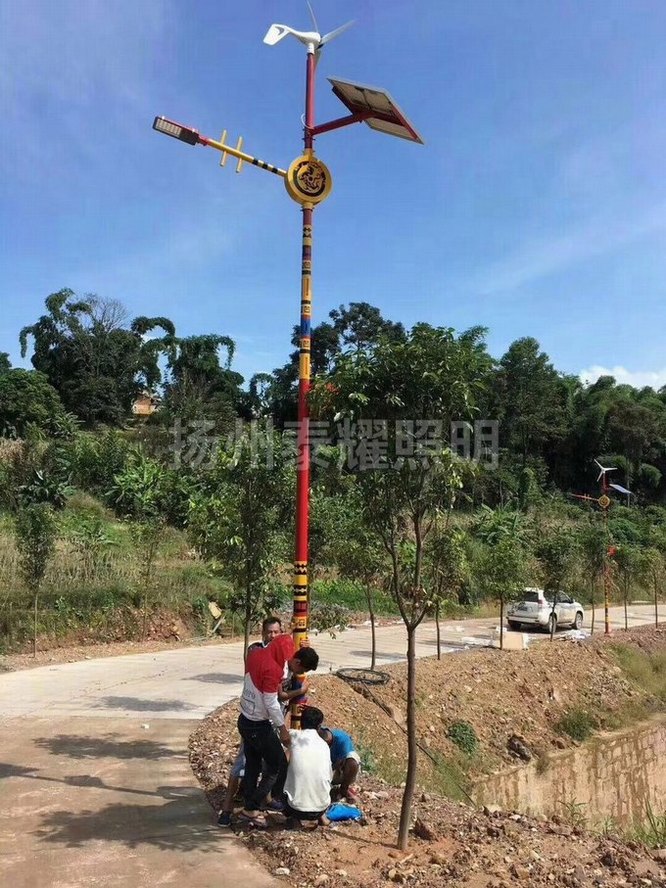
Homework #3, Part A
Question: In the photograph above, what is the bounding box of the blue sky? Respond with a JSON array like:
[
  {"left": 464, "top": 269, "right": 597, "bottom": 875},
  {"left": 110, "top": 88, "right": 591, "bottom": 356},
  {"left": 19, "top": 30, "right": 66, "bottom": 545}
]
[{"left": 2, "top": 0, "right": 666, "bottom": 388}]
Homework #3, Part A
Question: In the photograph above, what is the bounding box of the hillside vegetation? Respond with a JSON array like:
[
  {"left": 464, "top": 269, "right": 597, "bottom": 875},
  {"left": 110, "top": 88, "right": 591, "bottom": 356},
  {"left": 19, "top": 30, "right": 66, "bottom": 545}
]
[{"left": 1, "top": 292, "right": 666, "bottom": 654}]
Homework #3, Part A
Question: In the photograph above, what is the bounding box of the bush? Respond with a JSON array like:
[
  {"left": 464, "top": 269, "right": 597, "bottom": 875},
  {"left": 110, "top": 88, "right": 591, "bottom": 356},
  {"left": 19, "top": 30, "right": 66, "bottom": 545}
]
[
  {"left": 447, "top": 720, "right": 479, "bottom": 756},
  {"left": 555, "top": 708, "right": 596, "bottom": 742},
  {"left": 311, "top": 578, "right": 397, "bottom": 615}
]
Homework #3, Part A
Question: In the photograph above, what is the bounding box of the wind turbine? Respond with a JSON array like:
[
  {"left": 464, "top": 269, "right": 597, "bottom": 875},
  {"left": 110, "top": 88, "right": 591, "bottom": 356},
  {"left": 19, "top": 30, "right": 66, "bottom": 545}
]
[
  {"left": 594, "top": 459, "right": 618, "bottom": 490},
  {"left": 263, "top": 2, "right": 354, "bottom": 55}
]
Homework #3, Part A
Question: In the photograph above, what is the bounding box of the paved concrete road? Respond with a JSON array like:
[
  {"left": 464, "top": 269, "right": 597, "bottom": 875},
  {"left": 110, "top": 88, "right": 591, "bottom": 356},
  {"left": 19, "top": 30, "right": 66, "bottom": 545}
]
[
  {"left": 0, "top": 604, "right": 656, "bottom": 887},
  {"left": 0, "top": 717, "right": 274, "bottom": 888},
  {"left": 0, "top": 605, "right": 655, "bottom": 720}
]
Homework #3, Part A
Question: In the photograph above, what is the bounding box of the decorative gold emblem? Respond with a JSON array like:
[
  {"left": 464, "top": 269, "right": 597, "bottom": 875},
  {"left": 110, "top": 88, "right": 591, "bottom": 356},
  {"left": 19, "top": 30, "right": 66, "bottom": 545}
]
[
  {"left": 598, "top": 494, "right": 611, "bottom": 509},
  {"left": 285, "top": 153, "right": 332, "bottom": 205}
]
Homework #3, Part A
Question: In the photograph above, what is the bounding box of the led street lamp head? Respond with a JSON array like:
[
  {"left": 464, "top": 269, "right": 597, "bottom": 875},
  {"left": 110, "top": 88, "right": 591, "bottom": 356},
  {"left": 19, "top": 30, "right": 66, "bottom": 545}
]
[{"left": 153, "top": 116, "right": 200, "bottom": 146}]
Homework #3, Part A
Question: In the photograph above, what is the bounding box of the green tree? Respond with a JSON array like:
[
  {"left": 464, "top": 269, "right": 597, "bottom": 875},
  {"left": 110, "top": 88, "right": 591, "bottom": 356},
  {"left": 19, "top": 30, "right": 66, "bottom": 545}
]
[
  {"left": 265, "top": 302, "right": 407, "bottom": 426},
  {"left": 328, "top": 301, "right": 406, "bottom": 354},
  {"left": 312, "top": 322, "right": 488, "bottom": 851},
  {"left": 161, "top": 333, "right": 245, "bottom": 430},
  {"left": 0, "top": 369, "right": 69, "bottom": 438},
  {"left": 614, "top": 545, "right": 644, "bottom": 631},
  {"left": 427, "top": 525, "right": 469, "bottom": 659},
  {"left": 0, "top": 352, "right": 11, "bottom": 374},
  {"left": 474, "top": 507, "right": 527, "bottom": 649},
  {"left": 537, "top": 527, "right": 579, "bottom": 640},
  {"left": 188, "top": 425, "right": 293, "bottom": 656},
  {"left": 642, "top": 547, "right": 664, "bottom": 628},
  {"left": 20, "top": 289, "right": 175, "bottom": 426},
  {"left": 578, "top": 523, "right": 608, "bottom": 634},
  {"left": 14, "top": 503, "right": 57, "bottom": 657},
  {"left": 323, "top": 482, "right": 387, "bottom": 670},
  {"left": 495, "top": 337, "right": 569, "bottom": 472},
  {"left": 108, "top": 451, "right": 169, "bottom": 638}
]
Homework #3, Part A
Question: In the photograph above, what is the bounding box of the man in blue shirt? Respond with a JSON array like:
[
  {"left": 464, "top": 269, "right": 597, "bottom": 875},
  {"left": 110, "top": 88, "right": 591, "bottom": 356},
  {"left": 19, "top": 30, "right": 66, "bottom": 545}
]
[{"left": 320, "top": 726, "right": 360, "bottom": 802}]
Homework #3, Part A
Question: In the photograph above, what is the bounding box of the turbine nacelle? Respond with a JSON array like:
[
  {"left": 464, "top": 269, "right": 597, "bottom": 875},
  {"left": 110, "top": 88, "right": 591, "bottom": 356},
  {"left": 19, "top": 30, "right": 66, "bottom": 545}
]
[
  {"left": 263, "top": 24, "right": 320, "bottom": 49},
  {"left": 263, "top": 19, "right": 354, "bottom": 53}
]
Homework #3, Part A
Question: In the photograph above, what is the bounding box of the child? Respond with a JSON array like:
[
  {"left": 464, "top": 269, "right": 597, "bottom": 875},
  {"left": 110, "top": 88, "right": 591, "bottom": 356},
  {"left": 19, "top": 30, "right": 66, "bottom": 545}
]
[{"left": 283, "top": 707, "right": 332, "bottom": 829}]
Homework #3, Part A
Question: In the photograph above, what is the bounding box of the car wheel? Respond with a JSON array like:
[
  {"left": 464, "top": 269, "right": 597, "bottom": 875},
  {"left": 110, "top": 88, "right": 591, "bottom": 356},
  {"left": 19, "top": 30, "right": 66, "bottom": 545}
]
[
  {"left": 508, "top": 620, "right": 521, "bottom": 631},
  {"left": 573, "top": 611, "right": 583, "bottom": 630},
  {"left": 547, "top": 614, "right": 557, "bottom": 635}
]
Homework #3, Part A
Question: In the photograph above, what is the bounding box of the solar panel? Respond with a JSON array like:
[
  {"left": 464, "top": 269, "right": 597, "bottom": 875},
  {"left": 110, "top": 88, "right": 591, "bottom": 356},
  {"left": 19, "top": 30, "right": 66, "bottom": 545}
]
[
  {"left": 610, "top": 483, "right": 632, "bottom": 495},
  {"left": 327, "top": 77, "right": 424, "bottom": 144}
]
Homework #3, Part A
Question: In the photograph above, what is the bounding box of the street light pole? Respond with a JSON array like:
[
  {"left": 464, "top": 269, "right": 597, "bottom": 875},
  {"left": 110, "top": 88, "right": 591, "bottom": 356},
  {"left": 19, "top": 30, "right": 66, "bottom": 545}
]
[
  {"left": 292, "top": 48, "right": 318, "bottom": 683},
  {"left": 153, "top": 14, "right": 423, "bottom": 727}
]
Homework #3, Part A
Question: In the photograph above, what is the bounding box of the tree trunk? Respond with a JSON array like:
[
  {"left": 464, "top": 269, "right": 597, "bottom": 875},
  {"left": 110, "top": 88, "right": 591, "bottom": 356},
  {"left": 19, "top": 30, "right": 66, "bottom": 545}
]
[
  {"left": 243, "top": 620, "right": 250, "bottom": 663},
  {"left": 623, "top": 580, "right": 628, "bottom": 631},
  {"left": 397, "top": 626, "right": 418, "bottom": 850},
  {"left": 590, "top": 582, "right": 596, "bottom": 635},
  {"left": 655, "top": 574, "right": 659, "bottom": 628},
  {"left": 549, "top": 591, "right": 558, "bottom": 643},
  {"left": 435, "top": 601, "right": 441, "bottom": 660},
  {"left": 365, "top": 584, "right": 377, "bottom": 671},
  {"left": 499, "top": 598, "right": 504, "bottom": 651},
  {"left": 33, "top": 588, "right": 39, "bottom": 659}
]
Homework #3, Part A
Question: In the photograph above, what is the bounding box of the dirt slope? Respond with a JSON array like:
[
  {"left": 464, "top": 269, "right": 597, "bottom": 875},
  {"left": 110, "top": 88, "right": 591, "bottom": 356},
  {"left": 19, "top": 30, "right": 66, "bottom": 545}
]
[{"left": 189, "top": 626, "right": 665, "bottom": 888}]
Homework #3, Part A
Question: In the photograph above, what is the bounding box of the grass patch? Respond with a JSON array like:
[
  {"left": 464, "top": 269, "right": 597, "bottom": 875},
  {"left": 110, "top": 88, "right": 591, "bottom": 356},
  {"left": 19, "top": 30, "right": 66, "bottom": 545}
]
[
  {"left": 626, "top": 804, "right": 666, "bottom": 849},
  {"left": 355, "top": 739, "right": 378, "bottom": 775},
  {"left": 557, "top": 797, "right": 588, "bottom": 829},
  {"left": 429, "top": 752, "right": 470, "bottom": 801},
  {"left": 555, "top": 708, "right": 597, "bottom": 742},
  {"left": 609, "top": 643, "right": 666, "bottom": 703}
]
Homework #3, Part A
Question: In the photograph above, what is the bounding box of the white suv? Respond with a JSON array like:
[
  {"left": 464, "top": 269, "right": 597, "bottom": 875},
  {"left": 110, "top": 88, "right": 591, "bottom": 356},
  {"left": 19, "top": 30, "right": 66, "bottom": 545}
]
[{"left": 506, "top": 588, "right": 584, "bottom": 633}]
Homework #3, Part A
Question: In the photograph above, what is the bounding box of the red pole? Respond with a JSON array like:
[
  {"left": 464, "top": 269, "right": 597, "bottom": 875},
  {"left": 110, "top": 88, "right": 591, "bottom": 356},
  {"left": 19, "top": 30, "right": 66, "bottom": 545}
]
[
  {"left": 291, "top": 49, "right": 317, "bottom": 727},
  {"left": 601, "top": 469, "right": 610, "bottom": 635}
]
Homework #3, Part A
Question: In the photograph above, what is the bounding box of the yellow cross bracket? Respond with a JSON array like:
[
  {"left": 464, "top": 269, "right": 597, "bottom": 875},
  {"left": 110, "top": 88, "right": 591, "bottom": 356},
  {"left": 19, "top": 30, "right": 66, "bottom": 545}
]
[{"left": 201, "top": 130, "right": 286, "bottom": 177}]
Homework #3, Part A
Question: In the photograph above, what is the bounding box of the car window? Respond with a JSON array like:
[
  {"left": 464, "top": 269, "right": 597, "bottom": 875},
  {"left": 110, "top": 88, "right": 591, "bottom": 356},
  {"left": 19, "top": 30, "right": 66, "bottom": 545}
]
[
  {"left": 559, "top": 594, "right": 571, "bottom": 603},
  {"left": 522, "top": 591, "right": 540, "bottom": 603}
]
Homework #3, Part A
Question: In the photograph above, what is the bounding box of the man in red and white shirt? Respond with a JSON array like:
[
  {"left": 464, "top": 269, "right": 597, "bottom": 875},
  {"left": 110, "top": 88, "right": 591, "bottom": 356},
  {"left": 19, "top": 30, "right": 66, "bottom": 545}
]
[{"left": 237, "top": 634, "right": 319, "bottom": 826}]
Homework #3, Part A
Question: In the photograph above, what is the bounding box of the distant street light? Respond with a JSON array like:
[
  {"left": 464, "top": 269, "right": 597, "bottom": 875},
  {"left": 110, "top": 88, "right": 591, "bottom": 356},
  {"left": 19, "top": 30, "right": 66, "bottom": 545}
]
[{"left": 153, "top": 11, "right": 422, "bottom": 725}]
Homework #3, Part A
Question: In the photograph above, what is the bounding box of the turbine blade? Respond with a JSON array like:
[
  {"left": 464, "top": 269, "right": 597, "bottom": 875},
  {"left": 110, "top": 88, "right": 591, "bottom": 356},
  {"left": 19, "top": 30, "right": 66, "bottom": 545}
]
[
  {"left": 319, "top": 19, "right": 355, "bottom": 45},
  {"left": 306, "top": 0, "right": 319, "bottom": 35}
]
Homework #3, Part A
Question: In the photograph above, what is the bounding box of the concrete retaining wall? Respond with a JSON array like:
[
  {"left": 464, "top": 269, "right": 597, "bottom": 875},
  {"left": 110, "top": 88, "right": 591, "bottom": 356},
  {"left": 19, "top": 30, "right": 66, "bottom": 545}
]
[{"left": 473, "top": 715, "right": 666, "bottom": 828}]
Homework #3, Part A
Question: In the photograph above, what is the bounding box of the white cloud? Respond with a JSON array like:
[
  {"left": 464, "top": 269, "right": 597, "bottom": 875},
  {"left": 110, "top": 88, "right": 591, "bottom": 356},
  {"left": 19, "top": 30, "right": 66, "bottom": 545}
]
[
  {"left": 579, "top": 365, "right": 666, "bottom": 391},
  {"left": 471, "top": 200, "right": 666, "bottom": 295}
]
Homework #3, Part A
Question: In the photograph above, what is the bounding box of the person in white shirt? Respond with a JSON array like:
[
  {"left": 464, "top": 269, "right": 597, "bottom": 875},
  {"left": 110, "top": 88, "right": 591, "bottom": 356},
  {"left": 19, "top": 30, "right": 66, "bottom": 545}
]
[{"left": 283, "top": 707, "right": 332, "bottom": 829}]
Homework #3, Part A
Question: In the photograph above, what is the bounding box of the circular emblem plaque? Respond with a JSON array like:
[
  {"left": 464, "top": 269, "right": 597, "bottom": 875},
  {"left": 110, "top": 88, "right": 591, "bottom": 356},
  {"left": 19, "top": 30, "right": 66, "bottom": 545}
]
[
  {"left": 285, "top": 152, "right": 332, "bottom": 205},
  {"left": 598, "top": 494, "right": 611, "bottom": 509}
]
